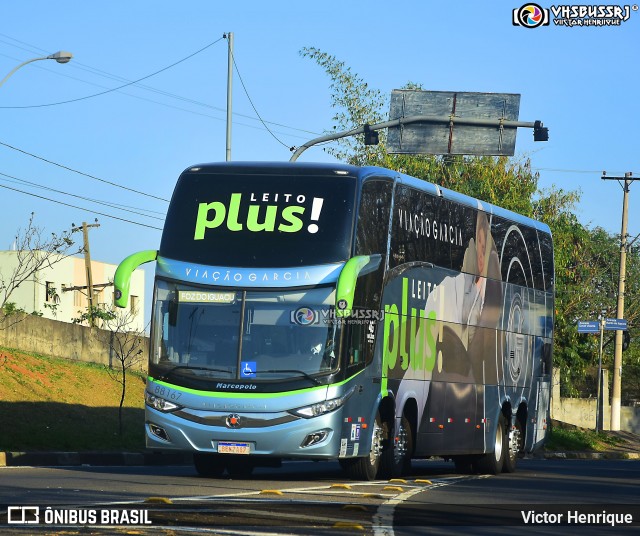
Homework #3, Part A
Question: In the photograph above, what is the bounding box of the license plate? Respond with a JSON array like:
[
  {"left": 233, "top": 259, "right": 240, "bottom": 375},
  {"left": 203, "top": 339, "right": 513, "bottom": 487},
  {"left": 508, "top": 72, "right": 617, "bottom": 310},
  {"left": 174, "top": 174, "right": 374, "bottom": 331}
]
[{"left": 218, "top": 441, "right": 251, "bottom": 454}]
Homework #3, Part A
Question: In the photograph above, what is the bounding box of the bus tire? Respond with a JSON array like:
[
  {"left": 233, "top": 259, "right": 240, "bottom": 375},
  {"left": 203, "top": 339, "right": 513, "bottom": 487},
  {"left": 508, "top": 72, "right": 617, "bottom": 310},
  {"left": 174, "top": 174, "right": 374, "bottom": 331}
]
[
  {"left": 474, "top": 413, "right": 507, "bottom": 475},
  {"left": 193, "top": 453, "right": 225, "bottom": 478},
  {"left": 339, "top": 411, "right": 384, "bottom": 481},
  {"left": 503, "top": 418, "right": 523, "bottom": 473},
  {"left": 379, "top": 414, "right": 413, "bottom": 478}
]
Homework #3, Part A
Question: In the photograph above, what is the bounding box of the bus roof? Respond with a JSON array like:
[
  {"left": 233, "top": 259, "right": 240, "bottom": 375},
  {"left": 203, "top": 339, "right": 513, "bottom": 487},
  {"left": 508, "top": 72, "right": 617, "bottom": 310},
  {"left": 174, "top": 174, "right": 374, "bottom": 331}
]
[{"left": 181, "top": 162, "right": 551, "bottom": 236}]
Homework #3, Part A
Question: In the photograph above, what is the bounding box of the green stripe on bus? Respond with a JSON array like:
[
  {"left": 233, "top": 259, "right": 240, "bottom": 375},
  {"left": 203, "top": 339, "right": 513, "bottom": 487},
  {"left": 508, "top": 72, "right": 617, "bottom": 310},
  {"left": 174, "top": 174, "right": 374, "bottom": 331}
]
[{"left": 147, "top": 369, "right": 365, "bottom": 399}]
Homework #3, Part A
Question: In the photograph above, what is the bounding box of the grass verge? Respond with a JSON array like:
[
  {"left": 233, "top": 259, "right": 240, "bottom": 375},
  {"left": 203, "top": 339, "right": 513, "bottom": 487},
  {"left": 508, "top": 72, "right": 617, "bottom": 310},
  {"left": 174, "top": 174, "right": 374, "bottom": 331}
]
[
  {"left": 546, "top": 423, "right": 626, "bottom": 452},
  {"left": 0, "top": 347, "right": 146, "bottom": 451}
]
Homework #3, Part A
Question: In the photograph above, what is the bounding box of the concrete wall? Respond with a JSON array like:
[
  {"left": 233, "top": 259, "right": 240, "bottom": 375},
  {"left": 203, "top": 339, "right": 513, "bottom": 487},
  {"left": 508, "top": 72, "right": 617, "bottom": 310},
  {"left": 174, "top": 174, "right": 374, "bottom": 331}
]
[
  {"left": 552, "top": 369, "right": 640, "bottom": 433},
  {"left": 0, "top": 312, "right": 148, "bottom": 370}
]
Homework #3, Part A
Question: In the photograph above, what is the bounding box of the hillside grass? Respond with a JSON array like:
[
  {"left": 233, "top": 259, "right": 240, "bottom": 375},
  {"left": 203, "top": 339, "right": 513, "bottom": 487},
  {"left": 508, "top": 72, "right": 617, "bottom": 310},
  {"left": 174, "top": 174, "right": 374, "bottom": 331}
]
[
  {"left": 0, "top": 347, "right": 146, "bottom": 451},
  {"left": 546, "top": 422, "right": 627, "bottom": 452}
]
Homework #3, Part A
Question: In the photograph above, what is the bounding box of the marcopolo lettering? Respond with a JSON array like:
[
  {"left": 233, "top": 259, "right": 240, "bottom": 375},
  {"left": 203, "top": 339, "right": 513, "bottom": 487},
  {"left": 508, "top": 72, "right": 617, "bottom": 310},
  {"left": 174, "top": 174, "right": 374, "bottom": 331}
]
[
  {"left": 193, "top": 193, "right": 325, "bottom": 239},
  {"left": 216, "top": 382, "right": 258, "bottom": 390}
]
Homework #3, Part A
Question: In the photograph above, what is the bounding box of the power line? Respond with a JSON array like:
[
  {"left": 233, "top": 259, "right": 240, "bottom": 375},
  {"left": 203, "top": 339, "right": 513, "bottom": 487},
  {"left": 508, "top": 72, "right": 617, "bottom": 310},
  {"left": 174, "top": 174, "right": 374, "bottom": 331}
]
[
  {"left": 229, "top": 44, "right": 291, "bottom": 150},
  {"left": 0, "top": 36, "right": 321, "bottom": 140},
  {"left": 0, "top": 140, "right": 169, "bottom": 202},
  {"left": 0, "top": 33, "right": 321, "bottom": 137},
  {"left": 0, "top": 37, "right": 224, "bottom": 109},
  {"left": 0, "top": 182, "right": 163, "bottom": 231},
  {"left": 0, "top": 170, "right": 165, "bottom": 221},
  {"left": 0, "top": 51, "right": 317, "bottom": 139}
]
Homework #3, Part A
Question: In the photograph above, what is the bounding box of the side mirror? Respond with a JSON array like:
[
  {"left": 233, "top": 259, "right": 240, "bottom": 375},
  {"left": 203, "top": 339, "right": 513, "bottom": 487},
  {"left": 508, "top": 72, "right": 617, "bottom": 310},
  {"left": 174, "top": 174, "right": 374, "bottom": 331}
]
[
  {"left": 114, "top": 250, "right": 158, "bottom": 308},
  {"left": 335, "top": 254, "right": 382, "bottom": 317}
]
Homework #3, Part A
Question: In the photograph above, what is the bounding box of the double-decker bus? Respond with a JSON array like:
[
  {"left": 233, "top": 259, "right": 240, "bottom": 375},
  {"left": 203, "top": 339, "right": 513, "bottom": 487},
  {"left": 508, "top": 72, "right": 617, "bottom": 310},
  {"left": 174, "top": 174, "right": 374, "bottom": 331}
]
[{"left": 115, "top": 162, "right": 553, "bottom": 480}]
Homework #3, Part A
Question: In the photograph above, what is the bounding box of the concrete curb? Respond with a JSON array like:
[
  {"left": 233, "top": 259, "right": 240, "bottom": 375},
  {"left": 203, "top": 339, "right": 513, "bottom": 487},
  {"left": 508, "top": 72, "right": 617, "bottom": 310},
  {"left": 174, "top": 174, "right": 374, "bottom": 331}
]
[
  {"left": 540, "top": 451, "right": 640, "bottom": 460},
  {"left": 0, "top": 450, "right": 193, "bottom": 467}
]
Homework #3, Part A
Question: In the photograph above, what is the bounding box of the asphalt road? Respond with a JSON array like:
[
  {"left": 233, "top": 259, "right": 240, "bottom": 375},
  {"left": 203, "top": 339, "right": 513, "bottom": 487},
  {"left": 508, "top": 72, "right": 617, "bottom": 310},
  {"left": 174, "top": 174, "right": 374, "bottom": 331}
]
[{"left": 0, "top": 458, "right": 638, "bottom": 535}]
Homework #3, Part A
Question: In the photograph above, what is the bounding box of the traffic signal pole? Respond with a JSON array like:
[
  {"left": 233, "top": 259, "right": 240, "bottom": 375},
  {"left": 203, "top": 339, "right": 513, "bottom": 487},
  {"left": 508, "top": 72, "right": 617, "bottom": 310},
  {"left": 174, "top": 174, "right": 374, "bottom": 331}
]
[{"left": 602, "top": 171, "right": 634, "bottom": 431}]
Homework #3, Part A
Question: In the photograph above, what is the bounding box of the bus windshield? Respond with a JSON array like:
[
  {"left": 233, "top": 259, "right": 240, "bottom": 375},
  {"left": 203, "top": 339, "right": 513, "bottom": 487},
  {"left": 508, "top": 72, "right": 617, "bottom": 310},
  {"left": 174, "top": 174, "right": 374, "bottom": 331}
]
[{"left": 150, "top": 280, "right": 341, "bottom": 385}]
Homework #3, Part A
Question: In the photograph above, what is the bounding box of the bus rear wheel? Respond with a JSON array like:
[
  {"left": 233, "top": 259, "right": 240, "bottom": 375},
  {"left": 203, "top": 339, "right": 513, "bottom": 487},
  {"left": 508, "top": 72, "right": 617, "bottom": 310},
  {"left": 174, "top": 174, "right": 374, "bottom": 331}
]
[
  {"left": 503, "top": 418, "right": 523, "bottom": 473},
  {"left": 474, "top": 413, "right": 507, "bottom": 475},
  {"left": 193, "top": 453, "right": 225, "bottom": 478},
  {"left": 379, "top": 414, "right": 413, "bottom": 478}
]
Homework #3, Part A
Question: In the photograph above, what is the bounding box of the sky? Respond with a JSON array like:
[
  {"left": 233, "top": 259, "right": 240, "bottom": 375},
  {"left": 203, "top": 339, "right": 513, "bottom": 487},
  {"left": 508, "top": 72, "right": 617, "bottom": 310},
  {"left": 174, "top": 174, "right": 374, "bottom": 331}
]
[{"left": 0, "top": 1, "right": 638, "bottom": 325}]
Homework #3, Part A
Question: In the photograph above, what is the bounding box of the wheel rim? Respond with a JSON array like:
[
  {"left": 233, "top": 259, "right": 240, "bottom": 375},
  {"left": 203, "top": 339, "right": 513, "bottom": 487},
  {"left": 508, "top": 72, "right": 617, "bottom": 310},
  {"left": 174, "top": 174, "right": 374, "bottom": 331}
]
[
  {"left": 509, "top": 425, "right": 521, "bottom": 461},
  {"left": 494, "top": 421, "right": 504, "bottom": 463},
  {"left": 394, "top": 420, "right": 409, "bottom": 465},
  {"left": 370, "top": 419, "right": 383, "bottom": 465}
]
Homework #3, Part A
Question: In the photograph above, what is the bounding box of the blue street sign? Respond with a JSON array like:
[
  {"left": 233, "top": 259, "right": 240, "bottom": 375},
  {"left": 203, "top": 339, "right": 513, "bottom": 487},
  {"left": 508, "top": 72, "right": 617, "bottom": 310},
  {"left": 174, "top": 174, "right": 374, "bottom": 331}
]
[
  {"left": 577, "top": 320, "right": 600, "bottom": 334},
  {"left": 605, "top": 318, "right": 628, "bottom": 331}
]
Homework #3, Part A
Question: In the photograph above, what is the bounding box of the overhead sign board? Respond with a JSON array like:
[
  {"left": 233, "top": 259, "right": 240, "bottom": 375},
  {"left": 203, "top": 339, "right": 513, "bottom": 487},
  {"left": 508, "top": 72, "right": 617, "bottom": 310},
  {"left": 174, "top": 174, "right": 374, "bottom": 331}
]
[
  {"left": 577, "top": 321, "right": 600, "bottom": 334},
  {"left": 605, "top": 318, "right": 628, "bottom": 331},
  {"left": 387, "top": 90, "right": 521, "bottom": 156}
]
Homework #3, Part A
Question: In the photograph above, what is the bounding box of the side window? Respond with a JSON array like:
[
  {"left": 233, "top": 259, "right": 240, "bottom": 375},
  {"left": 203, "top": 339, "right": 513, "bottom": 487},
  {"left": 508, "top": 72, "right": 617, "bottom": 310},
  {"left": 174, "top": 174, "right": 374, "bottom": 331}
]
[
  {"left": 346, "top": 322, "right": 367, "bottom": 371},
  {"left": 355, "top": 180, "right": 393, "bottom": 256},
  {"left": 538, "top": 230, "right": 554, "bottom": 292},
  {"left": 390, "top": 185, "right": 446, "bottom": 268},
  {"left": 349, "top": 180, "right": 391, "bottom": 374}
]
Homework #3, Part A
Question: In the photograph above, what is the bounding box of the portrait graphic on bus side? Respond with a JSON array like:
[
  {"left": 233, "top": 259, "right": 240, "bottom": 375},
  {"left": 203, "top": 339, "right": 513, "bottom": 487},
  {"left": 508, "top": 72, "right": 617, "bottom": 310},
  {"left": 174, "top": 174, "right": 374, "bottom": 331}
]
[{"left": 380, "top": 184, "right": 549, "bottom": 451}]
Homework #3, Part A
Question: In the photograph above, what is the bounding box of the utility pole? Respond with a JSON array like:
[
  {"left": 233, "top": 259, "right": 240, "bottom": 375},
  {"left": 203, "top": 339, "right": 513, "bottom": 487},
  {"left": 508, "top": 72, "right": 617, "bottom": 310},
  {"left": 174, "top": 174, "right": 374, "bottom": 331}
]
[
  {"left": 224, "top": 31, "right": 234, "bottom": 162},
  {"left": 601, "top": 171, "right": 635, "bottom": 430},
  {"left": 596, "top": 311, "right": 605, "bottom": 432},
  {"left": 72, "top": 221, "right": 100, "bottom": 326}
]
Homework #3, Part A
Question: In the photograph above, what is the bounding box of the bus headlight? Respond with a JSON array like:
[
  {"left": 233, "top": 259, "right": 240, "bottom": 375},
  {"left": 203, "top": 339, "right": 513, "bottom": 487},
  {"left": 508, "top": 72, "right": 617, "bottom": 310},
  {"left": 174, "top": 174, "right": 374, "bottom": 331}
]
[
  {"left": 145, "top": 392, "right": 182, "bottom": 413},
  {"left": 289, "top": 387, "right": 356, "bottom": 418}
]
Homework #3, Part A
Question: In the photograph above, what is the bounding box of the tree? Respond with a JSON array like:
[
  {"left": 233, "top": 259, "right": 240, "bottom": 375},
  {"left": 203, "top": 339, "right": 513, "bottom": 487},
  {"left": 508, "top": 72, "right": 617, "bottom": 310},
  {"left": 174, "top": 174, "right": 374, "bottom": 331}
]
[
  {"left": 301, "top": 47, "right": 640, "bottom": 400},
  {"left": 300, "top": 47, "right": 386, "bottom": 165},
  {"left": 0, "top": 213, "right": 82, "bottom": 327},
  {"left": 103, "top": 308, "right": 146, "bottom": 437},
  {"left": 72, "top": 305, "right": 116, "bottom": 327}
]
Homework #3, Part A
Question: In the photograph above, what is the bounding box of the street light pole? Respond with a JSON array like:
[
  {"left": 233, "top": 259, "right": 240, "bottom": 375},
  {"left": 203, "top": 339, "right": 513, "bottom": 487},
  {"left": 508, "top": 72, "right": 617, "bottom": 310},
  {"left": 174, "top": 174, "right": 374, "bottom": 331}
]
[{"left": 0, "top": 51, "right": 73, "bottom": 89}]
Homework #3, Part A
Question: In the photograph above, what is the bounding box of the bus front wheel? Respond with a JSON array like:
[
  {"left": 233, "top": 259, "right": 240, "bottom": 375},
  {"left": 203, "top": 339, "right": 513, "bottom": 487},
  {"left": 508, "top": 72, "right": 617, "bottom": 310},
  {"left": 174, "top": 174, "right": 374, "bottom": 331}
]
[{"left": 339, "top": 412, "right": 384, "bottom": 481}]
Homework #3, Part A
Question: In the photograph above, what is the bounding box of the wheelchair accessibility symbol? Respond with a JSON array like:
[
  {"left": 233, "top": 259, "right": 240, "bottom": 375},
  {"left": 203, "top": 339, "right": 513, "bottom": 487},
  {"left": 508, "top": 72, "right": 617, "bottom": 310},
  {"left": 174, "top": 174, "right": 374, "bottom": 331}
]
[{"left": 241, "top": 361, "right": 256, "bottom": 378}]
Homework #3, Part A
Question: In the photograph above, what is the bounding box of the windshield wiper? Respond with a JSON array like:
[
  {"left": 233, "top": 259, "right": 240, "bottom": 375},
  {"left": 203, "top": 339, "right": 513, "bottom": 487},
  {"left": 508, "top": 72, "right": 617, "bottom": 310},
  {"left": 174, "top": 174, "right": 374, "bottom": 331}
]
[
  {"left": 158, "top": 365, "right": 233, "bottom": 381},
  {"left": 255, "top": 369, "right": 322, "bottom": 386}
]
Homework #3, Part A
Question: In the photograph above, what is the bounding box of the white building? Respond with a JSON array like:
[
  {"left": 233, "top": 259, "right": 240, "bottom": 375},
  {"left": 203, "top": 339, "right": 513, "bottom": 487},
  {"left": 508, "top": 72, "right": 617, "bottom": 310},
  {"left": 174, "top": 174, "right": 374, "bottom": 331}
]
[{"left": 0, "top": 251, "right": 145, "bottom": 332}]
